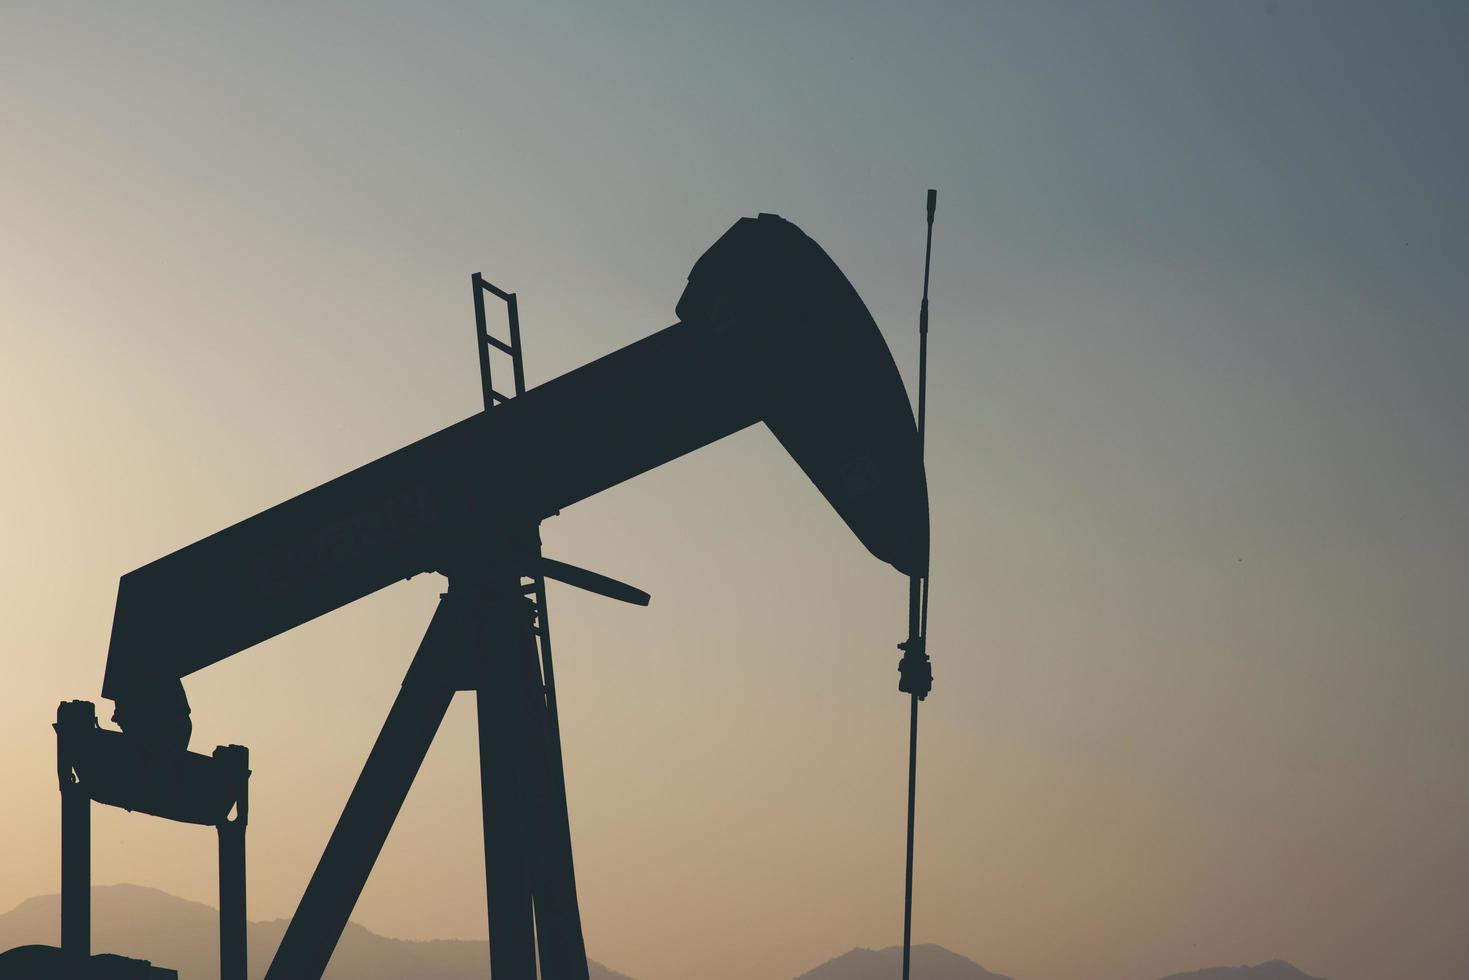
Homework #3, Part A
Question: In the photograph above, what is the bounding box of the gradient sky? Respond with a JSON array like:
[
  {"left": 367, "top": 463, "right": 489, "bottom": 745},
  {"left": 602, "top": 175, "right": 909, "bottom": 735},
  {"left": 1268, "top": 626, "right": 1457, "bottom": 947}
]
[{"left": 3, "top": 4, "right": 1467, "bottom": 980}]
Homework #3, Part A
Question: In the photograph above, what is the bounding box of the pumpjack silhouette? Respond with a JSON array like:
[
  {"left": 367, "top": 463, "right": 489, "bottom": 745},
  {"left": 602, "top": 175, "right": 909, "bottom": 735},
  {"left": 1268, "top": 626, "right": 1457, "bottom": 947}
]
[{"left": 5, "top": 212, "right": 932, "bottom": 979}]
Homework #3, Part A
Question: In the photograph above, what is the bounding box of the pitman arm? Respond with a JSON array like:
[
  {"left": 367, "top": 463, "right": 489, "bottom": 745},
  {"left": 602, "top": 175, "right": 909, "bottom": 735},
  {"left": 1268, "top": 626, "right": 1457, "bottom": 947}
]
[{"left": 102, "top": 214, "right": 929, "bottom": 740}]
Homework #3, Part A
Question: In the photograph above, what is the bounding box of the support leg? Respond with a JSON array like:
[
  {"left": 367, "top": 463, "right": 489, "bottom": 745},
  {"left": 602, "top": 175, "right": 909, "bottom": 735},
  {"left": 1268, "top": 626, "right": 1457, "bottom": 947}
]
[
  {"left": 60, "top": 789, "right": 90, "bottom": 958},
  {"left": 266, "top": 599, "right": 463, "bottom": 980},
  {"left": 527, "top": 606, "right": 591, "bottom": 980},
  {"left": 475, "top": 591, "right": 541, "bottom": 980},
  {"left": 529, "top": 712, "right": 591, "bottom": 980},
  {"left": 216, "top": 744, "right": 250, "bottom": 980},
  {"left": 56, "top": 700, "right": 94, "bottom": 961},
  {"left": 219, "top": 821, "right": 247, "bottom": 980}
]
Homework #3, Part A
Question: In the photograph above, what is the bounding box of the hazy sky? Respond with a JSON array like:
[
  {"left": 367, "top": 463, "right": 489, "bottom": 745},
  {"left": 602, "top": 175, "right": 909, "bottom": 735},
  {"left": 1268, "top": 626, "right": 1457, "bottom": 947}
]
[{"left": 3, "top": 4, "right": 1467, "bottom": 980}]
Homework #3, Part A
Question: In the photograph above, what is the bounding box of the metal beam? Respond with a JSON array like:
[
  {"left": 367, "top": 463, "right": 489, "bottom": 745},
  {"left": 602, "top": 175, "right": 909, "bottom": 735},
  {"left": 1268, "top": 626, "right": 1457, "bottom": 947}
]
[
  {"left": 56, "top": 700, "right": 94, "bottom": 960},
  {"left": 265, "top": 600, "right": 462, "bottom": 980},
  {"left": 216, "top": 744, "right": 250, "bottom": 980}
]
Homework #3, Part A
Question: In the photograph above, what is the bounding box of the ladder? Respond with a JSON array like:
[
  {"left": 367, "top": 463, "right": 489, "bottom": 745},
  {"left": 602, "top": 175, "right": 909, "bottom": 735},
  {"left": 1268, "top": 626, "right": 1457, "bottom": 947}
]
[
  {"left": 470, "top": 273, "right": 560, "bottom": 700},
  {"left": 470, "top": 273, "right": 589, "bottom": 977},
  {"left": 471, "top": 273, "right": 527, "bottom": 408}
]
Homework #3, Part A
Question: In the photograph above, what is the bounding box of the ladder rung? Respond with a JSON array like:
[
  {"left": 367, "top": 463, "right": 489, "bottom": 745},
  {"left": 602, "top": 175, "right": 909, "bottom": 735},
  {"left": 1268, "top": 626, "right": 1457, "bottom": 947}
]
[
  {"left": 489, "top": 389, "right": 510, "bottom": 404},
  {"left": 484, "top": 334, "right": 515, "bottom": 355},
  {"left": 476, "top": 277, "right": 514, "bottom": 302}
]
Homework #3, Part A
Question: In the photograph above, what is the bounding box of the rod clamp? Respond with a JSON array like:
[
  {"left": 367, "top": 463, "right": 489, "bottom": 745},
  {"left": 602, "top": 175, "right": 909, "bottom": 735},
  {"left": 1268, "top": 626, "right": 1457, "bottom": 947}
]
[{"left": 896, "top": 638, "right": 932, "bottom": 700}]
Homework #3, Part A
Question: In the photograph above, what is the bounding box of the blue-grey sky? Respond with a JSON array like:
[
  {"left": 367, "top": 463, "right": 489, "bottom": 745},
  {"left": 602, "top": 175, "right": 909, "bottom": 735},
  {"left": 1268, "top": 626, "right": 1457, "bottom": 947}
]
[{"left": 2, "top": 4, "right": 1466, "bottom": 979}]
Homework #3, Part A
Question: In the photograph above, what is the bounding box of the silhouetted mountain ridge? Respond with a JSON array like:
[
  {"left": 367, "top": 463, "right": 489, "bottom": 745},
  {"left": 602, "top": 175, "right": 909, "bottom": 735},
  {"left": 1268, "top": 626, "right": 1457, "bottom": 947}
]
[
  {"left": 0, "top": 885, "right": 1326, "bottom": 980},
  {"left": 0, "top": 884, "right": 631, "bottom": 980},
  {"left": 793, "top": 942, "right": 1015, "bottom": 979},
  {"left": 793, "top": 948, "right": 1327, "bottom": 980},
  {"left": 1155, "top": 960, "right": 1325, "bottom": 980}
]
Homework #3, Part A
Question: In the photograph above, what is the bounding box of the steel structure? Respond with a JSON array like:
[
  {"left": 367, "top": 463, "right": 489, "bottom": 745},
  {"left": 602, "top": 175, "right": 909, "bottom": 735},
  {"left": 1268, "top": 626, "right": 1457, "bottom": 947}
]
[{"left": 31, "top": 213, "right": 928, "bottom": 979}]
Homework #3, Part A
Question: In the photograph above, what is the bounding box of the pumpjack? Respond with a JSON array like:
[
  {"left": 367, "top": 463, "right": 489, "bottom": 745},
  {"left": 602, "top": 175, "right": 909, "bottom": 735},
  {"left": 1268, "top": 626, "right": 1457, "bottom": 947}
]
[{"left": 22, "top": 212, "right": 930, "bottom": 979}]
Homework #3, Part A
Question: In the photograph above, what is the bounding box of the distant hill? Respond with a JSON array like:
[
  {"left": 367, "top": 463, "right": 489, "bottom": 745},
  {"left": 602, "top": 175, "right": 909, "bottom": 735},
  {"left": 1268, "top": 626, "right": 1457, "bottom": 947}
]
[
  {"left": 1155, "top": 962, "right": 1325, "bottom": 980},
  {"left": 789, "top": 945, "right": 1329, "bottom": 980},
  {"left": 0, "top": 885, "right": 1327, "bottom": 980},
  {"left": 793, "top": 944, "right": 1015, "bottom": 980},
  {"left": 0, "top": 884, "right": 633, "bottom": 980}
]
